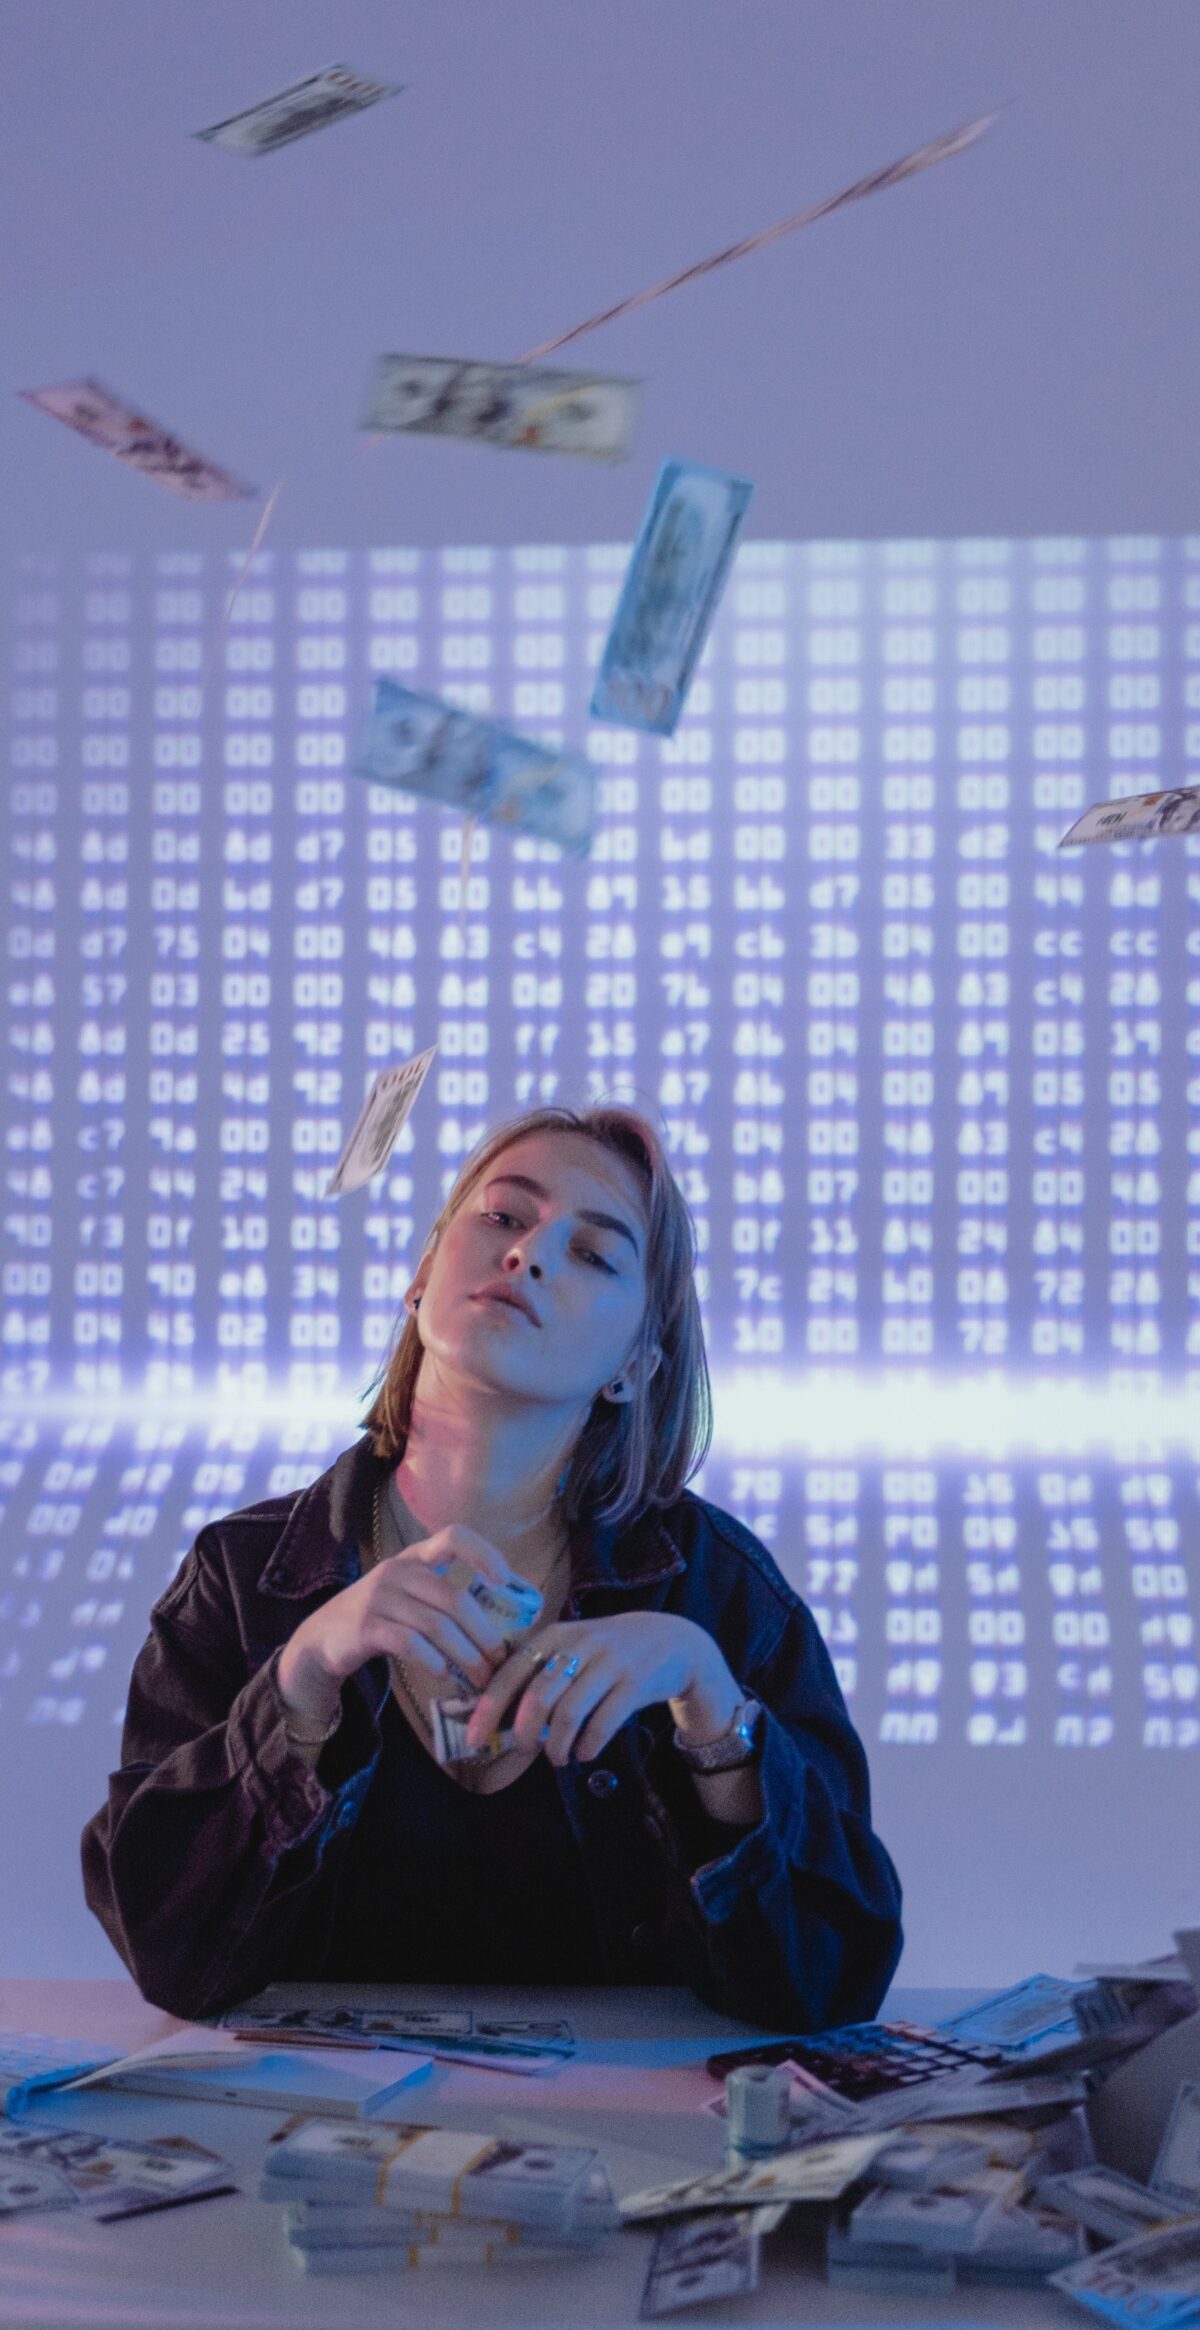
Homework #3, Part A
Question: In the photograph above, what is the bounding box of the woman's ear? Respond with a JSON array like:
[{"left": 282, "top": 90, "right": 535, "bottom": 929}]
[{"left": 601, "top": 1343, "right": 662, "bottom": 1405}]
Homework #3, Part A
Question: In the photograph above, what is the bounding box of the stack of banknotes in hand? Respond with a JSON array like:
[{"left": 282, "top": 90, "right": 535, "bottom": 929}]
[{"left": 260, "top": 2115, "right": 617, "bottom": 2275}]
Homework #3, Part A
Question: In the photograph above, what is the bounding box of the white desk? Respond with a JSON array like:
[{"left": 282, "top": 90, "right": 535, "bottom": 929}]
[{"left": 0, "top": 1979, "right": 1079, "bottom": 2330}]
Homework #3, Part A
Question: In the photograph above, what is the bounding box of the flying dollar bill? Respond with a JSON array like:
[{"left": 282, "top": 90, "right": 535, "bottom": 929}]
[
  {"left": 195, "top": 64, "right": 403, "bottom": 156},
  {"left": 1060, "top": 786, "right": 1200, "bottom": 847},
  {"left": 354, "top": 678, "right": 595, "bottom": 854},
  {"left": 590, "top": 459, "right": 753, "bottom": 735},
  {"left": 361, "top": 355, "right": 640, "bottom": 462},
  {"left": 19, "top": 379, "right": 254, "bottom": 502},
  {"left": 325, "top": 1048, "right": 436, "bottom": 1197}
]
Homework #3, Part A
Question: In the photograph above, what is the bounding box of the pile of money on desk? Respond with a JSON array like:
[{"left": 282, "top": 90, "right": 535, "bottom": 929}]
[{"left": 620, "top": 1939, "right": 1200, "bottom": 2321}]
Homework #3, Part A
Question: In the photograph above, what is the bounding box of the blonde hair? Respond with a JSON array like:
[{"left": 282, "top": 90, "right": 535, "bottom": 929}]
[{"left": 363, "top": 1104, "right": 712, "bottom": 1525}]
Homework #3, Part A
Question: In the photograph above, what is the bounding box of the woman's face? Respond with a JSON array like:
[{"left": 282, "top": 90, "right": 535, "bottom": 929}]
[{"left": 411, "top": 1131, "right": 655, "bottom": 1413}]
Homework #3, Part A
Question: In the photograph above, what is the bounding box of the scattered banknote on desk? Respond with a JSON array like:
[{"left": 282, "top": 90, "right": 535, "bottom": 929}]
[
  {"left": 621, "top": 2133, "right": 887, "bottom": 2221},
  {"left": 0, "top": 2161, "right": 76, "bottom": 2215},
  {"left": 361, "top": 354, "right": 640, "bottom": 462},
  {"left": 1052, "top": 2218, "right": 1200, "bottom": 2329},
  {"left": 937, "top": 1973, "right": 1087, "bottom": 2056},
  {"left": 218, "top": 1996, "right": 574, "bottom": 2070},
  {"left": 195, "top": 64, "right": 403, "bottom": 155},
  {"left": 1060, "top": 785, "right": 1200, "bottom": 847},
  {"left": 0, "top": 2123, "right": 233, "bottom": 2220},
  {"left": 19, "top": 378, "right": 254, "bottom": 501},
  {"left": 590, "top": 458, "right": 754, "bottom": 736},
  {"left": 324, "top": 1047, "right": 436, "bottom": 1195},
  {"left": 354, "top": 678, "right": 596, "bottom": 854},
  {"left": 639, "top": 2206, "right": 786, "bottom": 2316}
]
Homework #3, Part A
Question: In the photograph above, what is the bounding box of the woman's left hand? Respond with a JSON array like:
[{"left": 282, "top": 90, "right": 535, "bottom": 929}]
[{"left": 464, "top": 1610, "right": 740, "bottom": 1766}]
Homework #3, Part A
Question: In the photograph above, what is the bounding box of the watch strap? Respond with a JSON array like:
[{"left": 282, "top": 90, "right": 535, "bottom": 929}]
[{"left": 673, "top": 1696, "right": 762, "bottom": 1772}]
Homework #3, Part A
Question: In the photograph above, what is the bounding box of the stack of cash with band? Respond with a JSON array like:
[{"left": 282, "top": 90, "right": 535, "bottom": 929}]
[{"left": 261, "top": 2116, "right": 617, "bottom": 2275}]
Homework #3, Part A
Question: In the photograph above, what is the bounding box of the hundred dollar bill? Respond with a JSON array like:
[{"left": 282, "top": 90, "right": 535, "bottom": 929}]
[
  {"left": 590, "top": 458, "right": 754, "bottom": 735},
  {"left": 937, "top": 1973, "right": 1086, "bottom": 2056},
  {"left": 0, "top": 2124, "right": 233, "bottom": 2220},
  {"left": 846, "top": 2173, "right": 1014, "bottom": 2257},
  {"left": 354, "top": 678, "right": 595, "bottom": 855},
  {"left": 464, "top": 1570, "right": 541, "bottom": 1639},
  {"left": 19, "top": 378, "right": 253, "bottom": 502},
  {"left": 1060, "top": 786, "right": 1200, "bottom": 847},
  {"left": 362, "top": 355, "right": 640, "bottom": 462},
  {"left": 325, "top": 1048, "right": 436, "bottom": 1196},
  {"left": 1151, "top": 2084, "right": 1200, "bottom": 2212},
  {"left": 1038, "top": 2167, "right": 1189, "bottom": 2246},
  {"left": 621, "top": 2133, "right": 886, "bottom": 2220},
  {"left": 1052, "top": 2217, "right": 1200, "bottom": 2329},
  {"left": 0, "top": 2162, "right": 76, "bottom": 2215},
  {"left": 430, "top": 1695, "right": 518, "bottom": 1768},
  {"left": 640, "top": 2208, "right": 763, "bottom": 2316},
  {"left": 195, "top": 64, "right": 403, "bottom": 156}
]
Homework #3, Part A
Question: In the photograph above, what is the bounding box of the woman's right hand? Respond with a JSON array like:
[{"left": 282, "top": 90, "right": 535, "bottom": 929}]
[{"left": 275, "top": 1525, "right": 535, "bottom": 1729}]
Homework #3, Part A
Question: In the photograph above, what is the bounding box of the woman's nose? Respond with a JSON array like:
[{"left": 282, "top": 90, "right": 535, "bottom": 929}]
[{"left": 503, "top": 1245, "right": 544, "bottom": 1281}]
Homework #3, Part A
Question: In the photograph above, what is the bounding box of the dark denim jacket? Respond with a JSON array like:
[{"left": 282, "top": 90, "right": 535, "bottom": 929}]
[{"left": 82, "top": 1436, "right": 902, "bottom": 2029}]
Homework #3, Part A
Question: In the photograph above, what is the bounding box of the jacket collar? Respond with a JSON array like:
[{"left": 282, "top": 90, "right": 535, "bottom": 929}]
[{"left": 256, "top": 1433, "right": 686, "bottom": 1600}]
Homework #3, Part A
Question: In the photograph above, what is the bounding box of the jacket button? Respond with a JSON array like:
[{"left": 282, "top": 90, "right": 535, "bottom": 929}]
[
  {"left": 587, "top": 1767, "right": 618, "bottom": 1799},
  {"left": 630, "top": 1922, "right": 656, "bottom": 1953}
]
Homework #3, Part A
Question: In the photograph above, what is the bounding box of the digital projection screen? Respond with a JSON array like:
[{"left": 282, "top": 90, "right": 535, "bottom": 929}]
[{"left": 4, "top": 529, "right": 1199, "bottom": 1981}]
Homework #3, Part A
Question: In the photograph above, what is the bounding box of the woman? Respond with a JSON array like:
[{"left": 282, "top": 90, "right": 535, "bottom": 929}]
[{"left": 82, "top": 1105, "right": 902, "bottom": 2028}]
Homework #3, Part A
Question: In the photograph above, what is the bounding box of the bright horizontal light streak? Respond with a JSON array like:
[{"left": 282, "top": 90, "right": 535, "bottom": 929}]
[{"left": 4, "top": 1372, "right": 1200, "bottom": 1460}]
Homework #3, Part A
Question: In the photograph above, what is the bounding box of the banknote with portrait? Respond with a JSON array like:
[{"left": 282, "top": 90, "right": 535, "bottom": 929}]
[
  {"left": 355, "top": 679, "right": 595, "bottom": 854},
  {"left": 362, "top": 355, "right": 640, "bottom": 462}
]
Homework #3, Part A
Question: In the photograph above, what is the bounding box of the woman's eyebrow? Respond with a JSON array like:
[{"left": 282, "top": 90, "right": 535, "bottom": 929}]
[{"left": 486, "top": 1173, "right": 641, "bottom": 1257}]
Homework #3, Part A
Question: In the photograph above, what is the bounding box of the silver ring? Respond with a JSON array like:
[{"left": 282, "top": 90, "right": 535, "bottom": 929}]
[
  {"left": 522, "top": 1643, "right": 550, "bottom": 1669},
  {"left": 561, "top": 1655, "right": 582, "bottom": 1681}
]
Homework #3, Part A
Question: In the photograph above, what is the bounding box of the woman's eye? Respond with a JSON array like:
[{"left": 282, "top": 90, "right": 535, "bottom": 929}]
[
  {"left": 481, "top": 1208, "right": 519, "bottom": 1228},
  {"left": 578, "top": 1246, "right": 617, "bottom": 1275}
]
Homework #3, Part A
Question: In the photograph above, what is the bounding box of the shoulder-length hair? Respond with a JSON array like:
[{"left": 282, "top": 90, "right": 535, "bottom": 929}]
[{"left": 362, "top": 1103, "right": 711, "bottom": 1526}]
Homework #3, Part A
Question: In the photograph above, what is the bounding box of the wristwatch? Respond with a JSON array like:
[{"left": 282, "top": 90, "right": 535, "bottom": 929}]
[{"left": 673, "top": 1696, "right": 762, "bottom": 1772}]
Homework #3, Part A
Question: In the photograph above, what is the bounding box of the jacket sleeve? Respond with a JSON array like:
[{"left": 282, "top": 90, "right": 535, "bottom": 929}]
[
  {"left": 80, "top": 1531, "right": 379, "bottom": 2021},
  {"left": 642, "top": 1595, "right": 903, "bottom": 2032}
]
